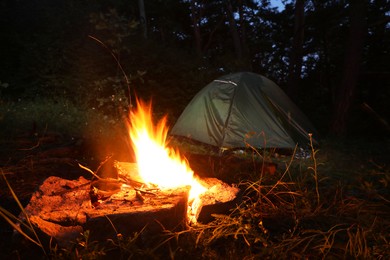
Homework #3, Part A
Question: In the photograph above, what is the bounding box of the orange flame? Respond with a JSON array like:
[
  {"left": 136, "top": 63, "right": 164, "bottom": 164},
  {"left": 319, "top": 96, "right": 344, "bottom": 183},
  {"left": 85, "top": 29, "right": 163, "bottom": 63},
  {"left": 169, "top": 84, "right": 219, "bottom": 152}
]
[{"left": 127, "top": 99, "right": 206, "bottom": 218}]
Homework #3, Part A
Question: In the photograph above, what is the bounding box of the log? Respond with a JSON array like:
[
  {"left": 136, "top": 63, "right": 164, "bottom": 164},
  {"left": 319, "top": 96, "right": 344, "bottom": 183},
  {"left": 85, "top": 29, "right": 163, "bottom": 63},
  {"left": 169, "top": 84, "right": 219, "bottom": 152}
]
[
  {"left": 85, "top": 184, "right": 190, "bottom": 242},
  {"left": 114, "top": 161, "right": 144, "bottom": 187},
  {"left": 196, "top": 177, "right": 242, "bottom": 223},
  {"left": 114, "top": 161, "right": 242, "bottom": 224},
  {"left": 19, "top": 161, "right": 241, "bottom": 249},
  {"left": 19, "top": 175, "right": 190, "bottom": 248}
]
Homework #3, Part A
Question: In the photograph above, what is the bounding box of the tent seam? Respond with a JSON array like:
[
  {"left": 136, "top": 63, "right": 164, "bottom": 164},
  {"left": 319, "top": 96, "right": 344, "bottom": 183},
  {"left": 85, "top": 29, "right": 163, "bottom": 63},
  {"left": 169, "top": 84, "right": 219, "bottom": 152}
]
[{"left": 216, "top": 79, "right": 238, "bottom": 150}]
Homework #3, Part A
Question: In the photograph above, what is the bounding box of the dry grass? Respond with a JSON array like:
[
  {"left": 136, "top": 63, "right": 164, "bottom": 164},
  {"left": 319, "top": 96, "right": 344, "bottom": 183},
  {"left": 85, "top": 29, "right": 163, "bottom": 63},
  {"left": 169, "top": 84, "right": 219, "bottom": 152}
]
[
  {"left": 0, "top": 109, "right": 389, "bottom": 259},
  {"left": 0, "top": 169, "right": 46, "bottom": 256}
]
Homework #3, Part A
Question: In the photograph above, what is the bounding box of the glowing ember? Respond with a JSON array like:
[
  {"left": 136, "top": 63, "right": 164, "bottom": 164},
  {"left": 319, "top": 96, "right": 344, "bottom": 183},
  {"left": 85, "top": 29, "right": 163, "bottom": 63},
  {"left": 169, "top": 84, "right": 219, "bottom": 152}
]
[{"left": 127, "top": 99, "right": 206, "bottom": 221}]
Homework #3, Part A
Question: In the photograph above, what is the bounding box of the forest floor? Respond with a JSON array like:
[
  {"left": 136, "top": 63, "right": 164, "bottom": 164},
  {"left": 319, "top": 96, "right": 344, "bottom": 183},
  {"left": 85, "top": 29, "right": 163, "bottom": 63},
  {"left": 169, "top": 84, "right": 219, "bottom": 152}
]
[{"left": 0, "top": 123, "right": 389, "bottom": 259}]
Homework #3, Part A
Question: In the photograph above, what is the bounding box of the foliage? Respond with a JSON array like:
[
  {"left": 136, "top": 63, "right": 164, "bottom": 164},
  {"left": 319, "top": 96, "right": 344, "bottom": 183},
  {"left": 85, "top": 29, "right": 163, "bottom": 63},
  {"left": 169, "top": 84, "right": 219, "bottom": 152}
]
[
  {"left": 0, "top": 97, "right": 127, "bottom": 144},
  {"left": 1, "top": 0, "right": 389, "bottom": 135},
  {"left": 89, "top": 8, "right": 138, "bottom": 55}
]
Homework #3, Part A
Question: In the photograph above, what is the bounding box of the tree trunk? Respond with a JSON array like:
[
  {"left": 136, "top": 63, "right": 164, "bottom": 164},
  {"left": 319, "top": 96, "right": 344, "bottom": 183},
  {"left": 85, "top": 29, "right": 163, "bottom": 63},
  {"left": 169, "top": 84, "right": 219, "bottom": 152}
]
[
  {"left": 138, "top": 0, "right": 147, "bottom": 39},
  {"left": 287, "top": 0, "right": 305, "bottom": 99},
  {"left": 238, "top": 0, "right": 251, "bottom": 70},
  {"left": 190, "top": 0, "right": 203, "bottom": 58},
  {"left": 226, "top": 1, "right": 243, "bottom": 61},
  {"left": 330, "top": 0, "right": 367, "bottom": 136}
]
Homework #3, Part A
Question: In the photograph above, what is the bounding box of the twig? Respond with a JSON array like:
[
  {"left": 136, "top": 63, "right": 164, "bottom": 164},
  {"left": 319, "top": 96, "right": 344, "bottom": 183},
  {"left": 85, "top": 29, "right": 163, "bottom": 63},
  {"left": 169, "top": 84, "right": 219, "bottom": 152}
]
[
  {"left": 361, "top": 102, "right": 390, "bottom": 132},
  {"left": 308, "top": 133, "right": 320, "bottom": 207},
  {"left": 136, "top": 190, "right": 145, "bottom": 202},
  {"left": 18, "top": 124, "right": 48, "bottom": 151},
  {"left": 95, "top": 154, "right": 113, "bottom": 175},
  {"left": 88, "top": 35, "right": 132, "bottom": 109},
  {"left": 134, "top": 187, "right": 158, "bottom": 196},
  {"left": 78, "top": 163, "right": 103, "bottom": 180},
  {"left": 52, "top": 182, "right": 92, "bottom": 196}
]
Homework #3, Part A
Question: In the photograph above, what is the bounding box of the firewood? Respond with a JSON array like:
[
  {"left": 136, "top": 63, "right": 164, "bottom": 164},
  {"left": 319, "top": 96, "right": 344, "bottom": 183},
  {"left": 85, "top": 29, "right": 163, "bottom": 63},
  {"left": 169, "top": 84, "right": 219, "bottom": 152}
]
[{"left": 19, "top": 176, "right": 190, "bottom": 248}]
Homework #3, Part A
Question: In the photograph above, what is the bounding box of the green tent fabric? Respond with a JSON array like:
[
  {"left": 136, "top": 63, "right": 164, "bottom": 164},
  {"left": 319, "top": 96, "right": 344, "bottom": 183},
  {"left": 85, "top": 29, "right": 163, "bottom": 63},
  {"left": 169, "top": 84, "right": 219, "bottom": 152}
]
[{"left": 170, "top": 72, "right": 318, "bottom": 149}]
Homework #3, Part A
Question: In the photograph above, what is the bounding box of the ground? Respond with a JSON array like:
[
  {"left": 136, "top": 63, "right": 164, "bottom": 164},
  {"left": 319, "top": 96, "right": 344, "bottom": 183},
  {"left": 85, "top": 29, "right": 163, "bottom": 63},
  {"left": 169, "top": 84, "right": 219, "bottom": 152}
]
[{"left": 0, "top": 127, "right": 389, "bottom": 258}]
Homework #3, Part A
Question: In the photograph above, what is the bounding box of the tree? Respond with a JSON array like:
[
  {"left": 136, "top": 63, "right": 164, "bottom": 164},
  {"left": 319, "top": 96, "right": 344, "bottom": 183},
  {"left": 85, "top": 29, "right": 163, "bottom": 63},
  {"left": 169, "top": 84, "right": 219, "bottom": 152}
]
[
  {"left": 189, "top": 0, "right": 203, "bottom": 58},
  {"left": 225, "top": 0, "right": 243, "bottom": 61},
  {"left": 330, "top": 0, "right": 368, "bottom": 135},
  {"left": 286, "top": 0, "right": 305, "bottom": 99},
  {"left": 138, "top": 0, "right": 147, "bottom": 39}
]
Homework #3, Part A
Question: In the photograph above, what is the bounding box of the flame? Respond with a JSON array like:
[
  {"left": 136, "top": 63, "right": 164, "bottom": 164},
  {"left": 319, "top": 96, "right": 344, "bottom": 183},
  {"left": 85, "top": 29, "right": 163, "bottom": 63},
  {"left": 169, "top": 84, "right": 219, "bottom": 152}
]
[{"left": 127, "top": 99, "right": 206, "bottom": 218}]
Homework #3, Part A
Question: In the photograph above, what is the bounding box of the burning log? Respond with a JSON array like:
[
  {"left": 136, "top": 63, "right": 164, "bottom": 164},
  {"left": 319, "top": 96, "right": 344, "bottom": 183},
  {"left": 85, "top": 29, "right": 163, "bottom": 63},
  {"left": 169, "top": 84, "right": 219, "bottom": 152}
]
[
  {"left": 18, "top": 162, "right": 240, "bottom": 250},
  {"left": 85, "top": 182, "right": 190, "bottom": 241},
  {"left": 114, "top": 161, "right": 241, "bottom": 224}
]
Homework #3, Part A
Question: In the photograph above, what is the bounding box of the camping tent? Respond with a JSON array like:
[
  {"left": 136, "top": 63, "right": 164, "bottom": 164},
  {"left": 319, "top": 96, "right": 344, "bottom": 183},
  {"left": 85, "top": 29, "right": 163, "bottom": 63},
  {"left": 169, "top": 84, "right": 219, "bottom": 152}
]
[{"left": 170, "top": 72, "right": 318, "bottom": 150}]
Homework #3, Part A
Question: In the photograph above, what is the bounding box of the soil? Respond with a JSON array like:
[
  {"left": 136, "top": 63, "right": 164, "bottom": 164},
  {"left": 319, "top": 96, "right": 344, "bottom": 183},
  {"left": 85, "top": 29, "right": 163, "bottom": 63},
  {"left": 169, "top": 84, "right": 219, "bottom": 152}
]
[
  {"left": 1, "top": 129, "right": 389, "bottom": 258},
  {"left": 0, "top": 129, "right": 277, "bottom": 257}
]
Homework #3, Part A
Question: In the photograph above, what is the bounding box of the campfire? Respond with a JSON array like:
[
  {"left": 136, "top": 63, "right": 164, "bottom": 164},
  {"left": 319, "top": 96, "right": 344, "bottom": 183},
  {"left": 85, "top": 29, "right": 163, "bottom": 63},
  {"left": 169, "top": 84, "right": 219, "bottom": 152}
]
[
  {"left": 124, "top": 99, "right": 207, "bottom": 223},
  {"left": 18, "top": 99, "right": 241, "bottom": 248}
]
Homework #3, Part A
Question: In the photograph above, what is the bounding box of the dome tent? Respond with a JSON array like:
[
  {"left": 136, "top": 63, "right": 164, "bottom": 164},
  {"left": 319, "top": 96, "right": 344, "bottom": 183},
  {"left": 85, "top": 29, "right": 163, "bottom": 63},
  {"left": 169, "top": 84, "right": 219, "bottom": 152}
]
[{"left": 170, "top": 72, "right": 318, "bottom": 150}]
